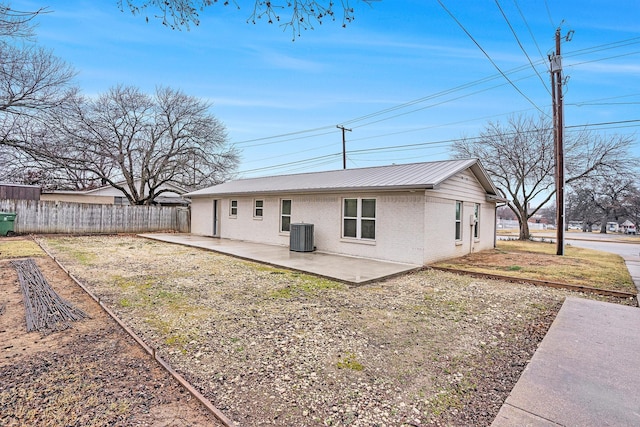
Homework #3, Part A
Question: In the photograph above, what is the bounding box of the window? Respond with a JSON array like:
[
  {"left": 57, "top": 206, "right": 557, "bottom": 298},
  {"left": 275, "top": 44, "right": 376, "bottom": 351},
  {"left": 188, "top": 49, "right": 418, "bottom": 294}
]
[
  {"left": 455, "top": 201, "right": 462, "bottom": 241},
  {"left": 254, "top": 199, "right": 263, "bottom": 218},
  {"left": 280, "top": 199, "right": 291, "bottom": 232},
  {"left": 343, "top": 198, "right": 376, "bottom": 240},
  {"left": 230, "top": 200, "right": 238, "bottom": 217},
  {"left": 474, "top": 203, "right": 480, "bottom": 239}
]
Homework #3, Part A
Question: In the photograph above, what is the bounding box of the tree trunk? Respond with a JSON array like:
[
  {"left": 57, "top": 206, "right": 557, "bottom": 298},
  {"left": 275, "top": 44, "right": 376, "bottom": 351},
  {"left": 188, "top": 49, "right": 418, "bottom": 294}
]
[
  {"left": 519, "top": 217, "right": 530, "bottom": 240},
  {"left": 599, "top": 214, "right": 608, "bottom": 233}
]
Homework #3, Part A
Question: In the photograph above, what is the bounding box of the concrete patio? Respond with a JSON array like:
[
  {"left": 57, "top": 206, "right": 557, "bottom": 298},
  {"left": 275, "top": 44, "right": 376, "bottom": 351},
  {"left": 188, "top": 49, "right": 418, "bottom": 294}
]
[{"left": 138, "top": 233, "right": 421, "bottom": 285}]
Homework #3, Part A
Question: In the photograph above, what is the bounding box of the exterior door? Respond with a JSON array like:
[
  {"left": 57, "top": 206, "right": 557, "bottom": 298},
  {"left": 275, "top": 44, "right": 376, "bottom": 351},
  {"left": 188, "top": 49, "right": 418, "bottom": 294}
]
[{"left": 213, "top": 199, "right": 220, "bottom": 237}]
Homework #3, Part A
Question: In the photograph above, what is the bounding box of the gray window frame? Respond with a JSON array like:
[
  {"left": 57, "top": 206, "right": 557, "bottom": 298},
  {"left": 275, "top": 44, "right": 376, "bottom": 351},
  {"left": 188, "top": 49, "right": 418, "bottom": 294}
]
[{"left": 342, "top": 197, "right": 376, "bottom": 240}]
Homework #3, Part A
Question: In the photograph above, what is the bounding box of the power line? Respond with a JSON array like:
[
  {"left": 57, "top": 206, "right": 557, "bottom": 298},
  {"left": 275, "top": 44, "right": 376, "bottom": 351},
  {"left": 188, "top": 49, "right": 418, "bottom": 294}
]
[
  {"left": 436, "top": 0, "right": 549, "bottom": 117},
  {"left": 566, "top": 51, "right": 640, "bottom": 68},
  {"left": 241, "top": 142, "right": 337, "bottom": 165},
  {"left": 232, "top": 129, "right": 336, "bottom": 148},
  {"left": 236, "top": 118, "right": 640, "bottom": 176},
  {"left": 231, "top": 35, "right": 639, "bottom": 151},
  {"left": 232, "top": 125, "right": 336, "bottom": 145},
  {"left": 513, "top": 0, "right": 549, "bottom": 72},
  {"left": 239, "top": 153, "right": 341, "bottom": 175},
  {"left": 495, "top": 0, "right": 550, "bottom": 94},
  {"left": 564, "top": 36, "right": 640, "bottom": 57}
]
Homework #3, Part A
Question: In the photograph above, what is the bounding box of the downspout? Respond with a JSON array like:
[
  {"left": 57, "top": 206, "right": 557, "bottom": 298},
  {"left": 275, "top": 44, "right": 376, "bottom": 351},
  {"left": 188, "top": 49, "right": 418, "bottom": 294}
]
[{"left": 470, "top": 213, "right": 475, "bottom": 254}]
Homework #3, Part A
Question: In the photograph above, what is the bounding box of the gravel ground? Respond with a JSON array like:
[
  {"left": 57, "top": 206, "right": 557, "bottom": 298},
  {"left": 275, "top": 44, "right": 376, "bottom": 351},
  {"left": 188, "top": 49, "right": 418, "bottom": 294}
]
[{"left": 35, "top": 235, "right": 637, "bottom": 427}]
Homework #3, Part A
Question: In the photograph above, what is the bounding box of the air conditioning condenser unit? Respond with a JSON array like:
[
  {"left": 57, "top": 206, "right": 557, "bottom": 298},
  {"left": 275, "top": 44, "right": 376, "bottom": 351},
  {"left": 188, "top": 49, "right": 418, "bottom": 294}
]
[{"left": 290, "top": 223, "right": 314, "bottom": 252}]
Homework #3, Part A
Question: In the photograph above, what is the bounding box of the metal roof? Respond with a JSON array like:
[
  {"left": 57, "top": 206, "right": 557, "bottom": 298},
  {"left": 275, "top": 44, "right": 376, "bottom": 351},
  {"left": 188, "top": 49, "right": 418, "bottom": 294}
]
[{"left": 186, "top": 159, "right": 500, "bottom": 197}]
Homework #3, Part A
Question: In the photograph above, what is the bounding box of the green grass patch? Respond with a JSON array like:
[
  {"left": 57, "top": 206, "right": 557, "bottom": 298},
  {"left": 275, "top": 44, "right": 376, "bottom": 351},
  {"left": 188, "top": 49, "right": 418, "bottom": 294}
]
[
  {"left": 0, "top": 240, "right": 44, "bottom": 259},
  {"left": 45, "top": 238, "right": 99, "bottom": 265},
  {"left": 110, "top": 273, "right": 208, "bottom": 351},
  {"left": 268, "top": 275, "right": 345, "bottom": 299},
  {"left": 336, "top": 352, "right": 364, "bottom": 371}
]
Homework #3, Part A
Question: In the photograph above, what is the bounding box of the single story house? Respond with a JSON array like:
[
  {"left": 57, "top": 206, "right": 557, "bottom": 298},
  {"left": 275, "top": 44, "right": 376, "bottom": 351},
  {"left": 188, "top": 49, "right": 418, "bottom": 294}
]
[
  {"left": 41, "top": 180, "right": 189, "bottom": 206},
  {"left": 185, "top": 159, "right": 504, "bottom": 265}
]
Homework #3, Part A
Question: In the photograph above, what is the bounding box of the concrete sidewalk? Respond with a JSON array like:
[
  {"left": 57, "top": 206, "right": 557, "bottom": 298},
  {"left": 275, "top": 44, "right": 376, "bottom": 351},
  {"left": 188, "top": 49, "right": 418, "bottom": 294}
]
[
  {"left": 138, "top": 233, "right": 421, "bottom": 285},
  {"left": 491, "top": 297, "right": 640, "bottom": 427}
]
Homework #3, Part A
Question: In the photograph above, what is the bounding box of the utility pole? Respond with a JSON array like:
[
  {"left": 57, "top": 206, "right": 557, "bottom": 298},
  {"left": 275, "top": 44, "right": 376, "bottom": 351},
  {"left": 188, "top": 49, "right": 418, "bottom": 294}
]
[
  {"left": 337, "top": 125, "right": 352, "bottom": 169},
  {"left": 550, "top": 27, "right": 570, "bottom": 256}
]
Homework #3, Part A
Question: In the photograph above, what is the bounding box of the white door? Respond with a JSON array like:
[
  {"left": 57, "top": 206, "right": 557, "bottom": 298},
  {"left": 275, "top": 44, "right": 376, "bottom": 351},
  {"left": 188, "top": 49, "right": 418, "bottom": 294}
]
[{"left": 213, "top": 199, "right": 220, "bottom": 237}]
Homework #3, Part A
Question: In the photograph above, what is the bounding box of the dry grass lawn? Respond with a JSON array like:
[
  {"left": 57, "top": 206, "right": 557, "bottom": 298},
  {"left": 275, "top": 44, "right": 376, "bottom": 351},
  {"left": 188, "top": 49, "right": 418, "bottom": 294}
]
[{"left": 433, "top": 240, "right": 636, "bottom": 293}]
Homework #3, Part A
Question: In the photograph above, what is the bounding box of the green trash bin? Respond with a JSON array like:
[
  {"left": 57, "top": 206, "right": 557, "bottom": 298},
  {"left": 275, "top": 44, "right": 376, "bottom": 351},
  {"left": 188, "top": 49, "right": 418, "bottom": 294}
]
[{"left": 0, "top": 212, "right": 16, "bottom": 236}]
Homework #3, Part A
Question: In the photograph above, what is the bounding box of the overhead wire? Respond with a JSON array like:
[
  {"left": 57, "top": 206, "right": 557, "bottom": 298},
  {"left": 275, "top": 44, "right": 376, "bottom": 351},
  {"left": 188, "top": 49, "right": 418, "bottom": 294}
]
[
  {"left": 436, "top": 0, "right": 549, "bottom": 117},
  {"left": 237, "top": 118, "right": 640, "bottom": 175},
  {"left": 566, "top": 51, "right": 640, "bottom": 68},
  {"left": 513, "top": 0, "right": 549, "bottom": 72},
  {"left": 232, "top": 125, "right": 336, "bottom": 145},
  {"left": 495, "top": 0, "right": 550, "bottom": 94},
  {"left": 543, "top": 0, "right": 555, "bottom": 28},
  {"left": 234, "top": 37, "right": 638, "bottom": 150},
  {"left": 239, "top": 153, "right": 341, "bottom": 175},
  {"left": 232, "top": 16, "right": 639, "bottom": 176}
]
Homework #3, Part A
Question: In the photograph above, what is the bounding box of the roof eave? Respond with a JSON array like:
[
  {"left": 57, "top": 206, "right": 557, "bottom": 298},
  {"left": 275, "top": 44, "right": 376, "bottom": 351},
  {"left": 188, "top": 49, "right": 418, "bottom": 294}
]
[{"left": 185, "top": 184, "right": 434, "bottom": 198}]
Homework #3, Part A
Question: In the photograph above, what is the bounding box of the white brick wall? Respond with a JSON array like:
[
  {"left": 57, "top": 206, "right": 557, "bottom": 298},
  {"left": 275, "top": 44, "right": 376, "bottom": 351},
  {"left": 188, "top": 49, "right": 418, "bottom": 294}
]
[{"left": 189, "top": 169, "right": 498, "bottom": 265}]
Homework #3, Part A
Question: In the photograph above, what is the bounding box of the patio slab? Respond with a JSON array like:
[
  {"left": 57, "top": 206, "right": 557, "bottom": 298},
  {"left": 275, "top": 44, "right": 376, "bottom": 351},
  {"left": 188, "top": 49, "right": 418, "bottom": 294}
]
[{"left": 138, "top": 233, "right": 421, "bottom": 285}]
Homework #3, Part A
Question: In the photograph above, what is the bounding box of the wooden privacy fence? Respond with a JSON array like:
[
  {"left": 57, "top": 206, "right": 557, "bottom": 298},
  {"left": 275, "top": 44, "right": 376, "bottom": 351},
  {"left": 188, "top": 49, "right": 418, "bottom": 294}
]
[{"left": 0, "top": 199, "right": 190, "bottom": 234}]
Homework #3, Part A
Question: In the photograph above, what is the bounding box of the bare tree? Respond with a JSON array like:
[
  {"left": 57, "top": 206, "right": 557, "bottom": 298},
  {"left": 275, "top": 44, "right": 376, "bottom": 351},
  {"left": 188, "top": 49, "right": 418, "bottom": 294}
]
[
  {"left": 0, "top": 3, "right": 77, "bottom": 181},
  {"left": 0, "top": 3, "right": 47, "bottom": 39},
  {"left": 31, "top": 85, "right": 239, "bottom": 205},
  {"left": 581, "top": 175, "right": 636, "bottom": 233},
  {"left": 0, "top": 4, "right": 76, "bottom": 118},
  {"left": 118, "top": 0, "right": 377, "bottom": 38},
  {"left": 623, "top": 186, "right": 640, "bottom": 231},
  {"left": 452, "top": 114, "right": 638, "bottom": 240},
  {"left": 566, "top": 189, "right": 602, "bottom": 232}
]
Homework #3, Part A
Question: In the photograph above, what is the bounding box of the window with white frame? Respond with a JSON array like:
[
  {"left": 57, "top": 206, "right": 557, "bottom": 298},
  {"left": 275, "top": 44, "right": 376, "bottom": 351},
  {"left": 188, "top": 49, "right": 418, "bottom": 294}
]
[
  {"left": 343, "top": 198, "right": 376, "bottom": 240},
  {"left": 230, "top": 200, "right": 238, "bottom": 217},
  {"left": 254, "top": 199, "right": 263, "bottom": 218},
  {"left": 280, "top": 199, "right": 291, "bottom": 232},
  {"left": 474, "top": 203, "right": 480, "bottom": 239},
  {"left": 455, "top": 200, "right": 462, "bottom": 241}
]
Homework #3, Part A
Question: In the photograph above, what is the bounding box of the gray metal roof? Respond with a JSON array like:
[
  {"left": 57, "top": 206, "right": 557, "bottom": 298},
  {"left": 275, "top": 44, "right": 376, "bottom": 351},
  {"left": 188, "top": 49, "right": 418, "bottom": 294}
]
[{"left": 186, "top": 159, "right": 500, "bottom": 197}]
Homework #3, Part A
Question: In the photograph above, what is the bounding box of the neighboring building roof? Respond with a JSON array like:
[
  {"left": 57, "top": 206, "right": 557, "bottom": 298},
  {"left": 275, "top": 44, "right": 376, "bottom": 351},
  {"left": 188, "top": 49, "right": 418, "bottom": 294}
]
[
  {"left": 43, "top": 180, "right": 188, "bottom": 198},
  {"left": 0, "top": 183, "right": 41, "bottom": 200},
  {"left": 186, "top": 159, "right": 501, "bottom": 198},
  {"left": 41, "top": 180, "right": 190, "bottom": 205},
  {"left": 83, "top": 180, "right": 188, "bottom": 197}
]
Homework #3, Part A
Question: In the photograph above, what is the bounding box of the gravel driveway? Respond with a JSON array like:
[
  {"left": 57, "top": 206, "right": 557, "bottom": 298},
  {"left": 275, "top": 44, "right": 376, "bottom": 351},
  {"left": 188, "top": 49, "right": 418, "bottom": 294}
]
[{"left": 36, "top": 235, "right": 635, "bottom": 426}]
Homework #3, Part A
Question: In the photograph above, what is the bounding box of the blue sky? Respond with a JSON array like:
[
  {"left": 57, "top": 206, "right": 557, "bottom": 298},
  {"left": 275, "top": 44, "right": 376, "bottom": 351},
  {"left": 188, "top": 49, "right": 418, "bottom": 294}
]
[{"left": 12, "top": 0, "right": 640, "bottom": 178}]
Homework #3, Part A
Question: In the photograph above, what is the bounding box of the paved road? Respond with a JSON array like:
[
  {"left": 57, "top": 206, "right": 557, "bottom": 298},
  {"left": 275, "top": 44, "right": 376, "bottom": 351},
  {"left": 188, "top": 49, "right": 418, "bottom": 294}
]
[
  {"left": 565, "top": 235, "right": 640, "bottom": 293},
  {"left": 566, "top": 237, "right": 640, "bottom": 258}
]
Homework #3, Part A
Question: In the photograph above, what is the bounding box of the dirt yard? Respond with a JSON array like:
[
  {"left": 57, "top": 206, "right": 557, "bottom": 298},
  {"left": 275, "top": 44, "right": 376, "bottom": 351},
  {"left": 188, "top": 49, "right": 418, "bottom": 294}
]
[
  {"left": 0, "top": 238, "right": 223, "bottom": 427},
  {"left": 2, "top": 235, "right": 636, "bottom": 426}
]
